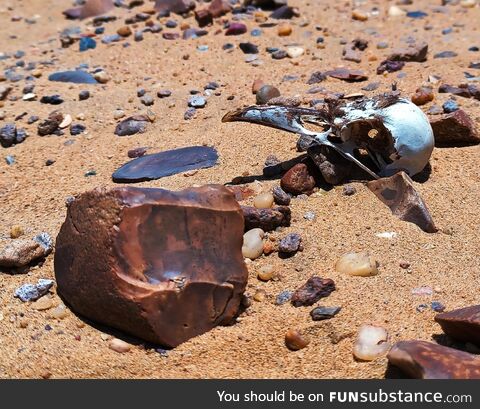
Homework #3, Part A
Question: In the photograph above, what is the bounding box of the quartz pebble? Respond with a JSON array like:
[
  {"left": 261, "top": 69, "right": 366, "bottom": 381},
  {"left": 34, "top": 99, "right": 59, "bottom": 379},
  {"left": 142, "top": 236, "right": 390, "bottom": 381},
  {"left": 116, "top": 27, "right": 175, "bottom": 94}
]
[
  {"left": 287, "top": 47, "right": 304, "bottom": 58},
  {"left": 353, "top": 325, "right": 390, "bottom": 361},
  {"left": 388, "top": 6, "right": 406, "bottom": 17},
  {"left": 50, "top": 303, "right": 68, "bottom": 319},
  {"left": 253, "top": 289, "right": 266, "bottom": 302},
  {"left": 285, "top": 329, "right": 309, "bottom": 350},
  {"left": 242, "top": 228, "right": 265, "bottom": 260},
  {"left": 257, "top": 265, "right": 275, "bottom": 281},
  {"left": 335, "top": 252, "right": 378, "bottom": 276},
  {"left": 253, "top": 192, "right": 274, "bottom": 209},
  {"left": 113, "top": 109, "right": 125, "bottom": 120},
  {"left": 108, "top": 338, "right": 131, "bottom": 353}
]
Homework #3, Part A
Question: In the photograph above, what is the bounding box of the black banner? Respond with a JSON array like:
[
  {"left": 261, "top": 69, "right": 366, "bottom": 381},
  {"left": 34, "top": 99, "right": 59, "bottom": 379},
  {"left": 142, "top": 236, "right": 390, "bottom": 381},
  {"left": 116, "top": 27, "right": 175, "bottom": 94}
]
[{"left": 0, "top": 380, "right": 477, "bottom": 408}]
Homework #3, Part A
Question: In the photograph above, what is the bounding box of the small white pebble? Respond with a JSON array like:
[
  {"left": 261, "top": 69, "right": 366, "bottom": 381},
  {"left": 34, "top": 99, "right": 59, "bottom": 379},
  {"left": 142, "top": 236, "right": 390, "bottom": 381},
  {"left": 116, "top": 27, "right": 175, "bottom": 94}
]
[
  {"left": 59, "top": 114, "right": 72, "bottom": 129},
  {"left": 253, "top": 192, "right": 274, "bottom": 209},
  {"left": 242, "top": 228, "right": 265, "bottom": 260},
  {"left": 353, "top": 324, "right": 390, "bottom": 361},
  {"left": 108, "top": 338, "right": 131, "bottom": 353},
  {"left": 335, "top": 252, "right": 378, "bottom": 276}
]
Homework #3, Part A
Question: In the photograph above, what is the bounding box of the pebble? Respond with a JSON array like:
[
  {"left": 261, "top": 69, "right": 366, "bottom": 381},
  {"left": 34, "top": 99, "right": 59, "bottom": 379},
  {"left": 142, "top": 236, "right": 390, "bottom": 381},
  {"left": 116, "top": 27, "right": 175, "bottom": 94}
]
[
  {"left": 352, "top": 9, "right": 369, "bottom": 21},
  {"left": 271, "top": 50, "right": 287, "bottom": 60},
  {"left": 303, "top": 211, "right": 316, "bottom": 221},
  {"left": 50, "top": 303, "right": 68, "bottom": 319},
  {"left": 239, "top": 42, "right": 258, "bottom": 54},
  {"left": 79, "top": 37, "right": 96, "bottom": 52},
  {"left": 5, "top": 155, "right": 15, "bottom": 165},
  {"left": 117, "top": 26, "right": 132, "bottom": 37},
  {"left": 108, "top": 338, "right": 132, "bottom": 353},
  {"left": 114, "top": 116, "right": 149, "bottom": 136},
  {"left": 353, "top": 325, "right": 390, "bottom": 361},
  {"left": 253, "top": 289, "right": 266, "bottom": 302},
  {"left": 291, "top": 277, "right": 335, "bottom": 307},
  {"left": 257, "top": 265, "right": 275, "bottom": 281},
  {"left": 70, "top": 124, "right": 86, "bottom": 136},
  {"left": 280, "top": 163, "right": 316, "bottom": 195},
  {"left": 256, "top": 85, "right": 280, "bottom": 104},
  {"left": 272, "top": 186, "right": 291, "bottom": 206},
  {"left": 59, "top": 114, "right": 72, "bottom": 129},
  {"left": 411, "top": 87, "right": 434, "bottom": 106},
  {"left": 225, "top": 23, "right": 247, "bottom": 36},
  {"left": 184, "top": 108, "right": 196, "bottom": 120},
  {"left": 376, "top": 41, "right": 389, "bottom": 49},
  {"left": 242, "top": 228, "right": 265, "bottom": 260},
  {"left": 0, "top": 233, "right": 53, "bottom": 268},
  {"left": 253, "top": 192, "right": 274, "bottom": 209},
  {"left": 140, "top": 95, "right": 154, "bottom": 106},
  {"left": 242, "top": 205, "right": 291, "bottom": 232},
  {"left": 277, "top": 23, "right": 292, "bottom": 36},
  {"left": 31, "top": 296, "right": 54, "bottom": 311},
  {"left": 93, "top": 71, "right": 110, "bottom": 84},
  {"left": 434, "top": 51, "right": 458, "bottom": 59},
  {"left": 14, "top": 279, "right": 54, "bottom": 302},
  {"left": 113, "top": 109, "right": 125, "bottom": 120},
  {"left": 275, "top": 290, "right": 293, "bottom": 305},
  {"left": 431, "top": 301, "right": 446, "bottom": 312},
  {"left": 285, "top": 329, "right": 309, "bottom": 351},
  {"left": 10, "top": 226, "right": 24, "bottom": 239},
  {"left": 22, "top": 93, "right": 36, "bottom": 101},
  {"left": 343, "top": 185, "right": 356, "bottom": 196},
  {"left": 442, "top": 99, "right": 458, "bottom": 113},
  {"left": 157, "top": 90, "right": 172, "bottom": 98},
  {"left": 335, "top": 252, "right": 379, "bottom": 276},
  {"left": 388, "top": 6, "right": 406, "bottom": 17},
  {"left": 188, "top": 95, "right": 206, "bottom": 108},
  {"left": 79, "top": 90, "right": 90, "bottom": 101},
  {"left": 278, "top": 233, "right": 302, "bottom": 255},
  {"left": 287, "top": 46, "right": 304, "bottom": 58},
  {"left": 40, "top": 95, "right": 63, "bottom": 105},
  {"left": 310, "top": 306, "right": 342, "bottom": 321},
  {"left": 406, "top": 11, "right": 428, "bottom": 19}
]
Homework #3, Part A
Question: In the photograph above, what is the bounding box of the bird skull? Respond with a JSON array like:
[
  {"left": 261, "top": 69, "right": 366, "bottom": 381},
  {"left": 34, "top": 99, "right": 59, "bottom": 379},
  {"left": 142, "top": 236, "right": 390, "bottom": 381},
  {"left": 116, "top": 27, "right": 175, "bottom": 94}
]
[{"left": 222, "top": 95, "right": 434, "bottom": 179}]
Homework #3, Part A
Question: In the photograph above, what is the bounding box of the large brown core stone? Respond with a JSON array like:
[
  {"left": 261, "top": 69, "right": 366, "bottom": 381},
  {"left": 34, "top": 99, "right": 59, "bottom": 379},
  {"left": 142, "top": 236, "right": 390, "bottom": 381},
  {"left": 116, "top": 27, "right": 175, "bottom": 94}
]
[{"left": 54, "top": 185, "right": 248, "bottom": 347}]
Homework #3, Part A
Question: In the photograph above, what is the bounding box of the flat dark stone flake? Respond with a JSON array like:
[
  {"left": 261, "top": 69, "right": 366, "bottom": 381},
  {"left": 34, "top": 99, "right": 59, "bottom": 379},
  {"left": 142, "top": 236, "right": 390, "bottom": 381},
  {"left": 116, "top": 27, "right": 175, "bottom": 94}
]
[
  {"left": 48, "top": 71, "right": 98, "bottom": 84},
  {"left": 112, "top": 146, "right": 219, "bottom": 183}
]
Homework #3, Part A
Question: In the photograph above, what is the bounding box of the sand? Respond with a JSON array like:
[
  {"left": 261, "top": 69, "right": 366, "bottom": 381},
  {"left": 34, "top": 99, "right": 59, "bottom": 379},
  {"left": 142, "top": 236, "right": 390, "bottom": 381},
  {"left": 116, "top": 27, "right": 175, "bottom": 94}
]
[{"left": 0, "top": 0, "right": 479, "bottom": 379}]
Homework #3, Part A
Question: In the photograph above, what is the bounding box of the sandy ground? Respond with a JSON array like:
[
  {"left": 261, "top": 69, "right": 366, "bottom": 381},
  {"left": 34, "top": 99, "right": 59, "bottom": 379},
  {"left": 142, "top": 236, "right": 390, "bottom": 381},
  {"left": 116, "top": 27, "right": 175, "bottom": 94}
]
[{"left": 0, "top": 0, "right": 479, "bottom": 379}]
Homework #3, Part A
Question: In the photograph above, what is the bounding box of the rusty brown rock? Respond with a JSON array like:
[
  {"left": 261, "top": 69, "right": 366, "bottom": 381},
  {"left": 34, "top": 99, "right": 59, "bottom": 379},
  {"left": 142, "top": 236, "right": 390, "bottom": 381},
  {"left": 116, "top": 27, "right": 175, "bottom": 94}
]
[
  {"left": 291, "top": 277, "right": 336, "bottom": 307},
  {"left": 194, "top": 9, "right": 213, "bottom": 27},
  {"left": 0, "top": 233, "right": 53, "bottom": 268},
  {"left": 429, "top": 109, "right": 479, "bottom": 146},
  {"left": 435, "top": 305, "right": 480, "bottom": 347},
  {"left": 387, "top": 42, "right": 428, "bottom": 62},
  {"left": 367, "top": 172, "right": 437, "bottom": 233},
  {"left": 63, "top": 0, "right": 114, "bottom": 20},
  {"left": 388, "top": 340, "right": 480, "bottom": 379},
  {"left": 325, "top": 68, "right": 368, "bottom": 82},
  {"left": 411, "top": 87, "right": 434, "bottom": 106},
  {"left": 241, "top": 205, "right": 291, "bottom": 232},
  {"left": 54, "top": 185, "right": 248, "bottom": 348},
  {"left": 285, "top": 329, "right": 310, "bottom": 351},
  {"left": 280, "top": 163, "right": 316, "bottom": 195}
]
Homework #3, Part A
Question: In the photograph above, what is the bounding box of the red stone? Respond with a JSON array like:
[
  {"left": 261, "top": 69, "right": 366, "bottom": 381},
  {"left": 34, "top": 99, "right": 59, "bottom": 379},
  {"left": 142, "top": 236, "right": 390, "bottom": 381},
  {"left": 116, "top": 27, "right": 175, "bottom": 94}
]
[
  {"left": 435, "top": 305, "right": 480, "bottom": 347},
  {"left": 55, "top": 185, "right": 248, "bottom": 348},
  {"left": 291, "top": 277, "right": 335, "bottom": 307},
  {"left": 429, "top": 109, "right": 479, "bottom": 146},
  {"left": 388, "top": 340, "right": 480, "bottom": 379},
  {"left": 281, "top": 163, "right": 316, "bottom": 195}
]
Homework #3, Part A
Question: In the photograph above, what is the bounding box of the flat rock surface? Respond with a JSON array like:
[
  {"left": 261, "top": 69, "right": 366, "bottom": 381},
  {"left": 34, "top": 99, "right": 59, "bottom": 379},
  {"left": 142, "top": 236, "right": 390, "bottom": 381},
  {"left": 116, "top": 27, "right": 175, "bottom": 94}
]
[
  {"left": 435, "top": 305, "right": 480, "bottom": 347},
  {"left": 112, "top": 146, "right": 218, "bottom": 182},
  {"left": 388, "top": 340, "right": 480, "bottom": 379},
  {"left": 0, "top": 0, "right": 479, "bottom": 379}
]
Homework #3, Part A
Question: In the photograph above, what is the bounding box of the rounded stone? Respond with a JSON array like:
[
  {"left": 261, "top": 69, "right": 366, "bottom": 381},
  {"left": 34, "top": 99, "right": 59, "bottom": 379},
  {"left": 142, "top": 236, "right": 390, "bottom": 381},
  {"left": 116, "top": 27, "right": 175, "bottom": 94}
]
[
  {"left": 256, "top": 85, "right": 281, "bottom": 105},
  {"left": 253, "top": 192, "right": 274, "bottom": 209},
  {"left": 335, "top": 252, "right": 379, "bottom": 276},
  {"left": 242, "top": 228, "right": 265, "bottom": 260}
]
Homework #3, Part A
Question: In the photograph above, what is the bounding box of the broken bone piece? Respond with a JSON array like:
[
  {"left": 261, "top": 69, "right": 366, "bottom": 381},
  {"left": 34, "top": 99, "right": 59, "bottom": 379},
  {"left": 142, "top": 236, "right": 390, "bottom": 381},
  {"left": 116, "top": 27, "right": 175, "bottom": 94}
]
[
  {"left": 388, "top": 340, "right": 480, "bottom": 379},
  {"left": 222, "top": 95, "right": 434, "bottom": 181},
  {"left": 54, "top": 185, "right": 248, "bottom": 347},
  {"left": 367, "top": 172, "right": 437, "bottom": 233}
]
